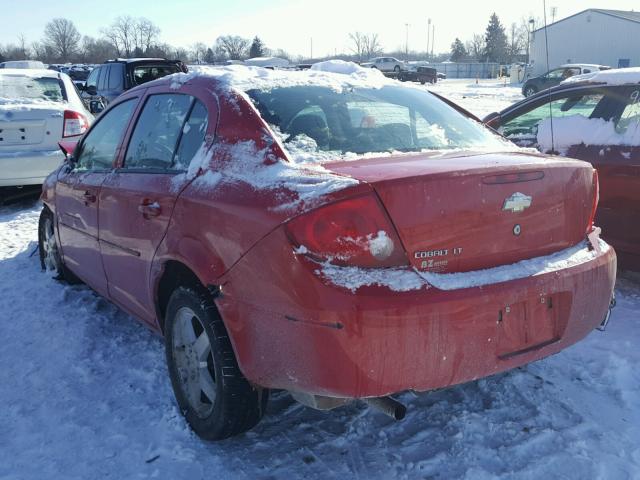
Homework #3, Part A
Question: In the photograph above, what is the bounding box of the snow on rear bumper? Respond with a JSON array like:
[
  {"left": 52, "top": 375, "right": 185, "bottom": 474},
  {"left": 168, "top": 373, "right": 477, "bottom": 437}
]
[{"left": 217, "top": 229, "right": 617, "bottom": 399}]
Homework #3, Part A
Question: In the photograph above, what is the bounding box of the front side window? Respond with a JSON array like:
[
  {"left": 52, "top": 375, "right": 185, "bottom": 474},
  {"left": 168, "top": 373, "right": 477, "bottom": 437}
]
[
  {"left": 0, "top": 74, "right": 65, "bottom": 102},
  {"left": 500, "top": 93, "right": 605, "bottom": 147},
  {"left": 124, "top": 94, "right": 208, "bottom": 170},
  {"left": 85, "top": 68, "right": 99, "bottom": 89},
  {"left": 248, "top": 85, "right": 508, "bottom": 159},
  {"left": 75, "top": 99, "right": 137, "bottom": 171}
]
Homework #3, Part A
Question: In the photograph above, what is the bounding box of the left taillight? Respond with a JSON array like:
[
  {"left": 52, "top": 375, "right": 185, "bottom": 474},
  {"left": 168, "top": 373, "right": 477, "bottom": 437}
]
[
  {"left": 587, "top": 169, "right": 600, "bottom": 233},
  {"left": 63, "top": 110, "right": 89, "bottom": 138},
  {"left": 284, "top": 194, "right": 409, "bottom": 268}
]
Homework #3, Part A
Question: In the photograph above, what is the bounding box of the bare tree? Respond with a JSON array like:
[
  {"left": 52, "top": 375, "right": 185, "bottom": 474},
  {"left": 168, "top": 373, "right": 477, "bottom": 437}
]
[
  {"left": 215, "top": 35, "right": 250, "bottom": 60},
  {"left": 363, "top": 33, "right": 382, "bottom": 60},
  {"left": 43, "top": 18, "right": 81, "bottom": 62},
  {"left": 190, "top": 42, "right": 208, "bottom": 63},
  {"left": 349, "top": 32, "right": 381, "bottom": 62},
  {"left": 466, "top": 33, "right": 485, "bottom": 61},
  {"left": 349, "top": 32, "right": 366, "bottom": 61},
  {"left": 135, "top": 18, "right": 161, "bottom": 52},
  {"left": 102, "top": 16, "right": 136, "bottom": 57}
]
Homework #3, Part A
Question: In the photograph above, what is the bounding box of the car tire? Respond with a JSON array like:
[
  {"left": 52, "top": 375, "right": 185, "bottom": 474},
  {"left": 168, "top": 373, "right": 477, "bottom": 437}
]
[
  {"left": 394, "top": 65, "right": 401, "bottom": 73},
  {"left": 523, "top": 85, "right": 538, "bottom": 97},
  {"left": 38, "top": 206, "right": 79, "bottom": 283},
  {"left": 164, "top": 286, "right": 268, "bottom": 440}
]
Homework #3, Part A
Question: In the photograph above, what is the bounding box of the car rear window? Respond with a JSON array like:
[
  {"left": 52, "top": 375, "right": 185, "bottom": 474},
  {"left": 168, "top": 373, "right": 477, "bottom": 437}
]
[
  {"left": 0, "top": 74, "right": 65, "bottom": 102},
  {"left": 131, "top": 64, "right": 181, "bottom": 86},
  {"left": 247, "top": 85, "right": 507, "bottom": 157}
]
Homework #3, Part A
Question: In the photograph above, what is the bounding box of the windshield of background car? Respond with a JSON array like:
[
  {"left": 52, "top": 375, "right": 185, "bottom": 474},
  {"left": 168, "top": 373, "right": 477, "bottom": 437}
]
[
  {"left": 0, "top": 74, "right": 65, "bottom": 102},
  {"left": 131, "top": 64, "right": 181, "bottom": 86},
  {"left": 247, "top": 85, "right": 508, "bottom": 157}
]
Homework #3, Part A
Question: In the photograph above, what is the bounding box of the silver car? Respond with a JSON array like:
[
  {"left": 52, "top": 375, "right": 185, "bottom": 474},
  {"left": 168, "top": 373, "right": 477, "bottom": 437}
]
[
  {"left": 361, "top": 57, "right": 405, "bottom": 73},
  {"left": 0, "top": 69, "right": 93, "bottom": 187}
]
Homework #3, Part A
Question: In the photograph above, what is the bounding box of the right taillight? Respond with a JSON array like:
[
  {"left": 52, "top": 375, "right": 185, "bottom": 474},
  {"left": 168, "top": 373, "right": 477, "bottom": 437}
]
[
  {"left": 587, "top": 169, "right": 600, "bottom": 233},
  {"left": 284, "top": 194, "right": 409, "bottom": 268},
  {"left": 63, "top": 110, "right": 89, "bottom": 138}
]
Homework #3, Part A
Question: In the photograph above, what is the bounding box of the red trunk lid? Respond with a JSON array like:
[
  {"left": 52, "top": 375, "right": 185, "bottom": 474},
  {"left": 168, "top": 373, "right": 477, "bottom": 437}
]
[{"left": 326, "top": 151, "right": 595, "bottom": 273}]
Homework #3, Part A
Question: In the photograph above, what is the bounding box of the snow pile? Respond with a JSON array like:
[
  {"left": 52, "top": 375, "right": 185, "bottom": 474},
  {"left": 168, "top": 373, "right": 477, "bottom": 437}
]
[
  {"left": 562, "top": 67, "right": 640, "bottom": 86},
  {"left": 420, "top": 239, "right": 609, "bottom": 291},
  {"left": 168, "top": 62, "right": 392, "bottom": 94},
  {"left": 188, "top": 140, "right": 359, "bottom": 210},
  {"left": 317, "top": 262, "right": 429, "bottom": 292},
  {"left": 537, "top": 115, "right": 640, "bottom": 153}
]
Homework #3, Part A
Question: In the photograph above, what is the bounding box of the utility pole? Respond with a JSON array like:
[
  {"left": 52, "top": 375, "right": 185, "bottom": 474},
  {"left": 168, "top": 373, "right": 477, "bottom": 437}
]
[
  {"left": 405, "top": 23, "right": 409, "bottom": 60},
  {"left": 550, "top": 6, "right": 557, "bottom": 23},
  {"left": 431, "top": 24, "right": 435, "bottom": 59},
  {"left": 427, "top": 18, "right": 431, "bottom": 61},
  {"left": 310, "top": 37, "right": 313, "bottom": 60}
]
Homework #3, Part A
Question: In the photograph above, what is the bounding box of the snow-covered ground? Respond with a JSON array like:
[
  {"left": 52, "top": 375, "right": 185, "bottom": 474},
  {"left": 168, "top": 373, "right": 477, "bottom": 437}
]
[
  {"left": 1, "top": 81, "right": 639, "bottom": 480},
  {"left": 429, "top": 78, "right": 524, "bottom": 118}
]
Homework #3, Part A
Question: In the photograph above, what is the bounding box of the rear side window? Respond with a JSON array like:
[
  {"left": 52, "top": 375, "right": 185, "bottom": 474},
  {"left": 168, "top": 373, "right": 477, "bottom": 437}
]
[
  {"left": 124, "top": 94, "right": 203, "bottom": 170},
  {"left": 75, "top": 99, "right": 137, "bottom": 171},
  {"left": 130, "top": 64, "right": 181, "bottom": 86},
  {"left": 174, "top": 100, "right": 208, "bottom": 169}
]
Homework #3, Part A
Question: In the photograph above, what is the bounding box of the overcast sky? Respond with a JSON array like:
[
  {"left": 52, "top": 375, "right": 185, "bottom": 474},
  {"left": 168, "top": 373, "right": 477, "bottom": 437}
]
[{"left": 2, "top": 0, "right": 639, "bottom": 57}]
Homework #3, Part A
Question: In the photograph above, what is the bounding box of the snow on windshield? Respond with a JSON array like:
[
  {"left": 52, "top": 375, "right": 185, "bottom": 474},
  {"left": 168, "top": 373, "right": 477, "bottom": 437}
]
[{"left": 0, "top": 74, "right": 64, "bottom": 104}]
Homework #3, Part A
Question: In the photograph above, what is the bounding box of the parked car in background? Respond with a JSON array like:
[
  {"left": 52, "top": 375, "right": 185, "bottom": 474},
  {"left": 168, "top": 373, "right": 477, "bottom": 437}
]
[
  {"left": 484, "top": 67, "right": 640, "bottom": 270},
  {"left": 0, "top": 60, "right": 46, "bottom": 70},
  {"left": 522, "top": 64, "right": 610, "bottom": 97},
  {"left": 39, "top": 64, "right": 616, "bottom": 441},
  {"left": 361, "top": 57, "right": 406, "bottom": 72},
  {"left": 399, "top": 65, "right": 438, "bottom": 84},
  {"left": 79, "top": 58, "right": 187, "bottom": 114},
  {"left": 0, "top": 69, "right": 92, "bottom": 189}
]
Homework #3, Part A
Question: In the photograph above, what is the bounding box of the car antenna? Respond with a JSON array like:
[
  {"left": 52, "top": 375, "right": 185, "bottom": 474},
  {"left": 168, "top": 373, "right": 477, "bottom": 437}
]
[{"left": 542, "top": 0, "right": 555, "bottom": 153}]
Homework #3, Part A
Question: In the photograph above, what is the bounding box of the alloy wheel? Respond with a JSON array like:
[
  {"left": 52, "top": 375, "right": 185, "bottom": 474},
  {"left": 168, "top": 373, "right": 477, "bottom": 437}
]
[{"left": 171, "top": 306, "right": 217, "bottom": 418}]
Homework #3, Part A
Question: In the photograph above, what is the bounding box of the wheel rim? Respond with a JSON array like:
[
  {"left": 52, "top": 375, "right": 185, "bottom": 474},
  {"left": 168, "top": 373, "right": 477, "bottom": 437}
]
[
  {"left": 525, "top": 87, "right": 535, "bottom": 96},
  {"left": 172, "top": 306, "right": 216, "bottom": 418},
  {"left": 42, "top": 217, "right": 59, "bottom": 271}
]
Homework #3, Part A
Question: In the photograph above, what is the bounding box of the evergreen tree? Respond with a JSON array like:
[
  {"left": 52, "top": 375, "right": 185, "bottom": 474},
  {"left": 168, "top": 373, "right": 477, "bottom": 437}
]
[
  {"left": 249, "top": 36, "right": 265, "bottom": 58},
  {"left": 450, "top": 38, "right": 467, "bottom": 62},
  {"left": 483, "top": 13, "right": 509, "bottom": 63},
  {"left": 204, "top": 48, "right": 215, "bottom": 64}
]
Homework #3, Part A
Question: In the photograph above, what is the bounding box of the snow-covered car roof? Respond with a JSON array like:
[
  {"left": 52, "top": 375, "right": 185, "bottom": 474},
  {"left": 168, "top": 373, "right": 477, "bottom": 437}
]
[
  {"left": 561, "top": 67, "right": 640, "bottom": 86},
  {"left": 0, "top": 68, "right": 61, "bottom": 79},
  {"left": 169, "top": 60, "right": 399, "bottom": 94}
]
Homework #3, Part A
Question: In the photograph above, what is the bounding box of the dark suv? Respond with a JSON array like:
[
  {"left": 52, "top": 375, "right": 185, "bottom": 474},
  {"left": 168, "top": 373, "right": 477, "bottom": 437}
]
[{"left": 80, "top": 58, "right": 187, "bottom": 114}]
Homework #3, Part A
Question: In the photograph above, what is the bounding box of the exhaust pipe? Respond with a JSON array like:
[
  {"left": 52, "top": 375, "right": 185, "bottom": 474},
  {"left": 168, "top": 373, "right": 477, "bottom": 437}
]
[{"left": 363, "top": 396, "right": 406, "bottom": 420}]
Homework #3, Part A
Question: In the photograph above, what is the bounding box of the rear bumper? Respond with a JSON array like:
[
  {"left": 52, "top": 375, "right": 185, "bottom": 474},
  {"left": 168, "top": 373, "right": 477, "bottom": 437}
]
[
  {"left": 217, "top": 230, "right": 617, "bottom": 399},
  {"left": 0, "top": 149, "right": 64, "bottom": 186}
]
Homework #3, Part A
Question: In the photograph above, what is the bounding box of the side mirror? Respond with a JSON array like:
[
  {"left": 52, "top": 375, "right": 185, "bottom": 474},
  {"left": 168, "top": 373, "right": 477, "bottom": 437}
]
[
  {"left": 89, "top": 100, "right": 105, "bottom": 115},
  {"left": 484, "top": 112, "right": 502, "bottom": 130},
  {"left": 85, "top": 85, "right": 97, "bottom": 96}
]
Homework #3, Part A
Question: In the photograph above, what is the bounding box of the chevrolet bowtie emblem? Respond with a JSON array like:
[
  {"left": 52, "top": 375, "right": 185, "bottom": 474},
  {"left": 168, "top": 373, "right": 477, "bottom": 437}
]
[{"left": 502, "top": 192, "right": 532, "bottom": 213}]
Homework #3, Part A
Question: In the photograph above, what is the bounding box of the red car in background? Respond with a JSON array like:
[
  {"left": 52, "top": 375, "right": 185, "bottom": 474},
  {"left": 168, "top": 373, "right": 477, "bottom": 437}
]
[
  {"left": 39, "top": 64, "right": 616, "bottom": 440},
  {"left": 484, "top": 68, "right": 640, "bottom": 270}
]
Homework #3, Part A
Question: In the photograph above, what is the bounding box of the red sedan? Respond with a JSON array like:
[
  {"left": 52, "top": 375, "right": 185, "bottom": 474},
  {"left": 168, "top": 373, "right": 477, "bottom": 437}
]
[{"left": 38, "top": 64, "right": 616, "bottom": 440}]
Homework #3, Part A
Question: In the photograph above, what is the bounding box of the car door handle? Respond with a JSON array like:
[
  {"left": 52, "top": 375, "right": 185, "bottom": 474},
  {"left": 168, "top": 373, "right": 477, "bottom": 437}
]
[
  {"left": 82, "top": 191, "right": 97, "bottom": 204},
  {"left": 138, "top": 201, "right": 161, "bottom": 218}
]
